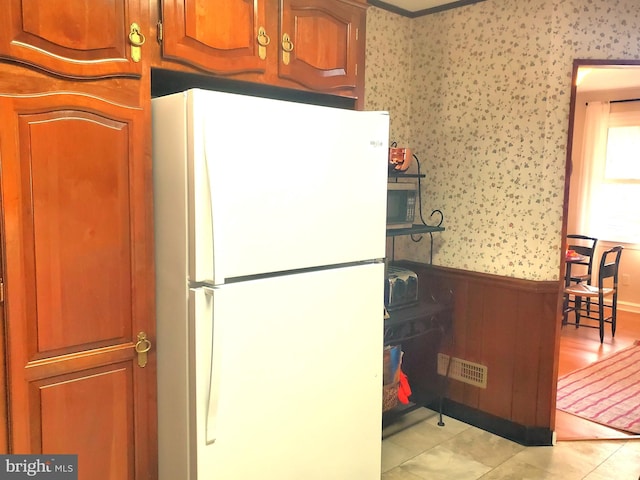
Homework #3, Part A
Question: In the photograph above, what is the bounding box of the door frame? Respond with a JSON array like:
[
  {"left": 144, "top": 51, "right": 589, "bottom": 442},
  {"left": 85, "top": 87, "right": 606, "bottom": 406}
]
[{"left": 555, "top": 57, "right": 640, "bottom": 434}]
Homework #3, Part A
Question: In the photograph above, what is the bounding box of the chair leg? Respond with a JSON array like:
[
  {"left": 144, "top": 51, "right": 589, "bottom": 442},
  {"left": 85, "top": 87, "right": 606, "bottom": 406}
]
[
  {"left": 574, "top": 296, "right": 582, "bottom": 327},
  {"left": 599, "top": 293, "right": 604, "bottom": 343},
  {"left": 612, "top": 292, "right": 618, "bottom": 337}
]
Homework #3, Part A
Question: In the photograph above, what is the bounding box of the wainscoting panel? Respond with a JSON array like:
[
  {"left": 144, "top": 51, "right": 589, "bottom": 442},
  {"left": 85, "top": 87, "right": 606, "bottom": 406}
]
[{"left": 396, "top": 262, "right": 561, "bottom": 435}]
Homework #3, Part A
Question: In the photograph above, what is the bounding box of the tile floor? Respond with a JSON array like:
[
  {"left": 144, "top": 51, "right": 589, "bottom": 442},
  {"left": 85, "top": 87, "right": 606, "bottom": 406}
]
[{"left": 382, "top": 408, "right": 640, "bottom": 480}]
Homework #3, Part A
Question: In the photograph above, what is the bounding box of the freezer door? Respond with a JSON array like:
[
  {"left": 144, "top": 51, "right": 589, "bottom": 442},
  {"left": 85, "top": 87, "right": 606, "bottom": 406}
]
[
  {"left": 187, "top": 89, "right": 389, "bottom": 283},
  {"left": 190, "top": 263, "right": 383, "bottom": 479}
]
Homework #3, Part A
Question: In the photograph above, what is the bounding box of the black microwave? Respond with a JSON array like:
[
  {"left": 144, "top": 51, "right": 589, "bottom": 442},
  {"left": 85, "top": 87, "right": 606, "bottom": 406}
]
[{"left": 386, "top": 183, "right": 416, "bottom": 229}]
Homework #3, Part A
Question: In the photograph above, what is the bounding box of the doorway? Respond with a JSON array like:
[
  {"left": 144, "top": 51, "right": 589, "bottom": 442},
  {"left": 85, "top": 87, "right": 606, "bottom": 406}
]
[{"left": 557, "top": 59, "right": 640, "bottom": 441}]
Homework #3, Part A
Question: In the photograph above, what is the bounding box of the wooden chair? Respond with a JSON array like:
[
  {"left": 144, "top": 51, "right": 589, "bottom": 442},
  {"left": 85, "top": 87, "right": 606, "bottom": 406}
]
[
  {"left": 563, "top": 245, "right": 623, "bottom": 343},
  {"left": 563, "top": 234, "right": 598, "bottom": 324},
  {"left": 566, "top": 234, "right": 598, "bottom": 286}
]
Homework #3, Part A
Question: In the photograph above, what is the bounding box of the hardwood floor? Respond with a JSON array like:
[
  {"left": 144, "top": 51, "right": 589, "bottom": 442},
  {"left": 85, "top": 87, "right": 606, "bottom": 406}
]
[{"left": 556, "top": 309, "right": 640, "bottom": 441}]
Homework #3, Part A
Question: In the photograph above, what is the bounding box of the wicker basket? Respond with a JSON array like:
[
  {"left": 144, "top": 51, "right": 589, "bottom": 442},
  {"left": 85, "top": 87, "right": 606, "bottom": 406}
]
[{"left": 382, "top": 382, "right": 399, "bottom": 412}]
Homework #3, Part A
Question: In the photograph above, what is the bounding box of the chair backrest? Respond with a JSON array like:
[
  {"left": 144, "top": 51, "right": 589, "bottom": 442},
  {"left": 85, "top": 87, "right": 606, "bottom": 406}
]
[
  {"left": 597, "top": 245, "right": 623, "bottom": 289},
  {"left": 567, "top": 234, "right": 598, "bottom": 279}
]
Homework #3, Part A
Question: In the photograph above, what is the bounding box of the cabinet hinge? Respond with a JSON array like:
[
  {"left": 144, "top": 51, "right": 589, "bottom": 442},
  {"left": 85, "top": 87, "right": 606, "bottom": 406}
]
[
  {"left": 157, "top": 21, "right": 163, "bottom": 42},
  {"left": 355, "top": 63, "right": 358, "bottom": 76},
  {"left": 0, "top": 281, "right": 4, "bottom": 303},
  {"left": 356, "top": 28, "right": 359, "bottom": 41}
]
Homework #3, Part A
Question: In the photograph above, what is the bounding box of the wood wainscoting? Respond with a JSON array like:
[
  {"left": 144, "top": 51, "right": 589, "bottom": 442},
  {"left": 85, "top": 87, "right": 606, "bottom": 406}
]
[{"left": 396, "top": 261, "right": 561, "bottom": 446}]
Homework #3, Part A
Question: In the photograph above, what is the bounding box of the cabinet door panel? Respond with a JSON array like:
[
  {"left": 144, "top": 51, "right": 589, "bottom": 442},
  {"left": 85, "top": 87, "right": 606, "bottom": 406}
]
[
  {"left": 0, "top": 93, "right": 155, "bottom": 479},
  {"left": 21, "top": 109, "right": 131, "bottom": 357},
  {"left": 162, "top": 0, "right": 267, "bottom": 74},
  {"left": 0, "top": 0, "right": 142, "bottom": 78},
  {"left": 279, "top": 0, "right": 363, "bottom": 91},
  {"left": 35, "top": 365, "right": 133, "bottom": 478}
]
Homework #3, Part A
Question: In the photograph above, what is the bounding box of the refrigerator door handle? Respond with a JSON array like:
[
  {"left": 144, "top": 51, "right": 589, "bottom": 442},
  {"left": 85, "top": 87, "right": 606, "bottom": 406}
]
[{"left": 204, "top": 287, "right": 221, "bottom": 444}]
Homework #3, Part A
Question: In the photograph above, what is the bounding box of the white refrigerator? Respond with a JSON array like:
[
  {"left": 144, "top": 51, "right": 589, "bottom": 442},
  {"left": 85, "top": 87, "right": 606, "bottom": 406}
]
[{"left": 152, "top": 89, "right": 389, "bottom": 480}]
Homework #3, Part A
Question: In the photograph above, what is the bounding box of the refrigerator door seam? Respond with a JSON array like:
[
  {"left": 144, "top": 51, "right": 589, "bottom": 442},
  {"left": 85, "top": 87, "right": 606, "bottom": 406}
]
[{"left": 217, "top": 259, "right": 385, "bottom": 285}]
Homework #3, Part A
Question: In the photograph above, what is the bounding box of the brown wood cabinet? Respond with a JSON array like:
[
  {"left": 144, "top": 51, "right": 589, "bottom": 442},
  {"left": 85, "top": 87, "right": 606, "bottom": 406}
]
[
  {"left": 0, "top": 0, "right": 144, "bottom": 78},
  {"left": 0, "top": 0, "right": 370, "bottom": 477},
  {"left": 0, "top": 92, "right": 155, "bottom": 479},
  {"left": 157, "top": 0, "right": 366, "bottom": 99},
  {"left": 160, "top": 0, "right": 268, "bottom": 75},
  {"left": 279, "top": 0, "right": 363, "bottom": 92},
  {"left": 0, "top": 2, "right": 156, "bottom": 479}
]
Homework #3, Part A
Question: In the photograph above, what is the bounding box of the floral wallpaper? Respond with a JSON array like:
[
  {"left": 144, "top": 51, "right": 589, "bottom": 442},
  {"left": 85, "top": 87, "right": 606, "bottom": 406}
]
[
  {"left": 364, "top": 9, "right": 413, "bottom": 147},
  {"left": 365, "top": 0, "right": 640, "bottom": 281}
]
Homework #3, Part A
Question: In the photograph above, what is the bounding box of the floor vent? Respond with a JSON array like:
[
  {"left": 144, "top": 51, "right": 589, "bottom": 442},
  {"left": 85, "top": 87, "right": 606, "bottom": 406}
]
[{"left": 437, "top": 353, "right": 488, "bottom": 389}]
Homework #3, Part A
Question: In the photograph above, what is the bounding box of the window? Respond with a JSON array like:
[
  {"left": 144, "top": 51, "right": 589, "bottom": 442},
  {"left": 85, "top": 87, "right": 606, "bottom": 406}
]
[{"left": 588, "top": 107, "right": 640, "bottom": 244}]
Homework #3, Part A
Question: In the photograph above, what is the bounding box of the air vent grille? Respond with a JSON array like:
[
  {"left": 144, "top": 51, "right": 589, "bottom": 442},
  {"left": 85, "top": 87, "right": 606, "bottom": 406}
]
[{"left": 437, "top": 353, "right": 488, "bottom": 389}]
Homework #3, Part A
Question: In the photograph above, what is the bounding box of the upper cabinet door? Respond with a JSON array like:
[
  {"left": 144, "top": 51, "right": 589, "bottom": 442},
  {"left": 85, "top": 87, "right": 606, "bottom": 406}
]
[
  {"left": 161, "top": 0, "right": 268, "bottom": 75},
  {"left": 0, "top": 0, "right": 143, "bottom": 78},
  {"left": 278, "top": 0, "right": 364, "bottom": 92}
]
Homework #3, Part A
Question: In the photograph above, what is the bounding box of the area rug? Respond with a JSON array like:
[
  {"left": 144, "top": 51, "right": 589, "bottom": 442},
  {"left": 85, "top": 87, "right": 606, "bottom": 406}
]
[{"left": 556, "top": 340, "right": 640, "bottom": 434}]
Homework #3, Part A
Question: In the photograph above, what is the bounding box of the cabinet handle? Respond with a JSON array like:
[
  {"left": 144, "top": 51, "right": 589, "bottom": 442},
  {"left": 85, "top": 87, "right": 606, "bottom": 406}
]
[
  {"left": 129, "top": 23, "right": 146, "bottom": 62},
  {"left": 257, "top": 26, "right": 270, "bottom": 60},
  {"left": 281, "top": 33, "right": 294, "bottom": 65},
  {"left": 134, "top": 331, "right": 152, "bottom": 368}
]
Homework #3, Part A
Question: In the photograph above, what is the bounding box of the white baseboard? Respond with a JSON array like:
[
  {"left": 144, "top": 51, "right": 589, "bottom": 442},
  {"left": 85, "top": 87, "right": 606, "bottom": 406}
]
[{"left": 619, "top": 301, "right": 640, "bottom": 314}]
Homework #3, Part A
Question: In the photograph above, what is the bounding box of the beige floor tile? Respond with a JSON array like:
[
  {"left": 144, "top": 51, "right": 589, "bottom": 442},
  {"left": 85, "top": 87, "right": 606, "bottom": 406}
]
[
  {"left": 396, "top": 445, "right": 492, "bottom": 480},
  {"left": 381, "top": 439, "right": 419, "bottom": 473},
  {"left": 384, "top": 417, "right": 469, "bottom": 457},
  {"left": 380, "top": 407, "right": 640, "bottom": 479},
  {"left": 583, "top": 470, "right": 639, "bottom": 480},
  {"left": 381, "top": 466, "right": 424, "bottom": 479},
  {"left": 510, "top": 441, "right": 624, "bottom": 479},
  {"left": 583, "top": 440, "right": 640, "bottom": 480},
  {"left": 438, "top": 425, "right": 526, "bottom": 468},
  {"left": 476, "top": 456, "right": 569, "bottom": 480}
]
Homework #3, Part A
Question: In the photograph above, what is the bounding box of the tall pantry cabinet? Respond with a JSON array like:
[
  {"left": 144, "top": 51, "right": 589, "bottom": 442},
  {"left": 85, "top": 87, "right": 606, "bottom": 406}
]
[
  {"left": 0, "top": 1, "right": 157, "bottom": 479},
  {"left": 0, "top": 0, "right": 368, "bottom": 478}
]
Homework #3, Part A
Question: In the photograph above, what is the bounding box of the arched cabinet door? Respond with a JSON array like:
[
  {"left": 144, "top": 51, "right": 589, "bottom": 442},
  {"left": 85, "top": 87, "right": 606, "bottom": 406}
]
[
  {"left": 278, "top": 0, "right": 365, "bottom": 92},
  {"left": 161, "top": 0, "right": 268, "bottom": 75},
  {"left": 0, "top": 93, "right": 155, "bottom": 479},
  {"left": 0, "top": 0, "right": 143, "bottom": 78}
]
